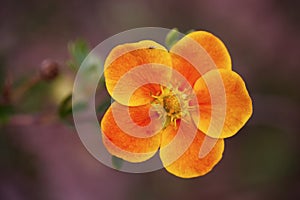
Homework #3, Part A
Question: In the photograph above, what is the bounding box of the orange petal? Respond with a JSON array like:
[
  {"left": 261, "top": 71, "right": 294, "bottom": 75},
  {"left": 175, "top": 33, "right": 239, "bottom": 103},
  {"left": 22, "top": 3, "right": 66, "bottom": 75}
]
[
  {"left": 191, "top": 69, "right": 252, "bottom": 138},
  {"left": 187, "top": 31, "right": 232, "bottom": 70},
  {"left": 101, "top": 102, "right": 163, "bottom": 162},
  {"left": 104, "top": 40, "right": 172, "bottom": 106},
  {"left": 160, "top": 120, "right": 224, "bottom": 178},
  {"left": 170, "top": 31, "right": 231, "bottom": 87},
  {"left": 170, "top": 53, "right": 202, "bottom": 89}
]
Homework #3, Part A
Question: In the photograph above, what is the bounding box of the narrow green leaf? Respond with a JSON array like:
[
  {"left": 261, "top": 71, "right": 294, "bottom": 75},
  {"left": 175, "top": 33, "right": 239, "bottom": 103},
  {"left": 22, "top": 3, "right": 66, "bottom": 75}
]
[
  {"left": 165, "top": 28, "right": 179, "bottom": 49},
  {"left": 67, "top": 39, "right": 90, "bottom": 71},
  {"left": 58, "top": 93, "right": 88, "bottom": 121},
  {"left": 112, "top": 155, "right": 123, "bottom": 170},
  {"left": 58, "top": 94, "right": 72, "bottom": 119}
]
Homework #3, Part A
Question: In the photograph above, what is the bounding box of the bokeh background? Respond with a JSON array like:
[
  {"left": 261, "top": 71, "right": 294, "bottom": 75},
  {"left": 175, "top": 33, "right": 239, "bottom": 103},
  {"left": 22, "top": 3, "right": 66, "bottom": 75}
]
[{"left": 1, "top": 0, "right": 300, "bottom": 199}]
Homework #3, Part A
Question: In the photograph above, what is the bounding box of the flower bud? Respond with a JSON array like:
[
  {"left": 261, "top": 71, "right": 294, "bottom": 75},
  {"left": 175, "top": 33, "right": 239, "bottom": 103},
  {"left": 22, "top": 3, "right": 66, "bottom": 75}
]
[{"left": 40, "top": 59, "right": 59, "bottom": 81}]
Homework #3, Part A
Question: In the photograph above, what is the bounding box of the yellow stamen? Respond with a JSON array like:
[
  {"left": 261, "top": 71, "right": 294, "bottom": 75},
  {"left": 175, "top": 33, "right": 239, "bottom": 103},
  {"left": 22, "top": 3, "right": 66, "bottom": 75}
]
[{"left": 151, "top": 85, "right": 190, "bottom": 128}]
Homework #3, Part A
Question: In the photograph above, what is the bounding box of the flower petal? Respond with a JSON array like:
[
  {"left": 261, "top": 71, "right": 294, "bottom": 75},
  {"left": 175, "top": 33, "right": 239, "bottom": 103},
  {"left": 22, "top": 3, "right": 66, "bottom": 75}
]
[
  {"left": 191, "top": 69, "right": 252, "bottom": 138},
  {"left": 104, "top": 40, "right": 172, "bottom": 106},
  {"left": 170, "top": 31, "right": 232, "bottom": 87},
  {"left": 187, "top": 31, "right": 231, "bottom": 70},
  {"left": 101, "top": 102, "right": 163, "bottom": 162},
  {"left": 170, "top": 53, "right": 202, "bottom": 89},
  {"left": 160, "top": 120, "right": 224, "bottom": 178}
]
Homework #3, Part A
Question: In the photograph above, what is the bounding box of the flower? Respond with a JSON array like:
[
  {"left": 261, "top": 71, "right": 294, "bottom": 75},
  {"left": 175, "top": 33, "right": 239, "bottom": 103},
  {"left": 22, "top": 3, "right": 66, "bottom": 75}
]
[{"left": 101, "top": 31, "right": 252, "bottom": 178}]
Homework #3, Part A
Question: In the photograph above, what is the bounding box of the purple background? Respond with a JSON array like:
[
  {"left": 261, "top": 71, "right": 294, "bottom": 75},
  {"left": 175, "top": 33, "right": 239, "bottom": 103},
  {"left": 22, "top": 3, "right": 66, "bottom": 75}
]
[{"left": 1, "top": 0, "right": 299, "bottom": 199}]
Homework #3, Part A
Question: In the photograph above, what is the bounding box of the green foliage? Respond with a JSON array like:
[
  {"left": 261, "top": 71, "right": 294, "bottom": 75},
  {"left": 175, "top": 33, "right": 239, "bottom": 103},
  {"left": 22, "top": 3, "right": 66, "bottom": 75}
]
[
  {"left": 63, "top": 38, "right": 109, "bottom": 124},
  {"left": 96, "top": 98, "right": 111, "bottom": 113},
  {"left": 111, "top": 155, "right": 123, "bottom": 170},
  {"left": 20, "top": 80, "right": 52, "bottom": 112},
  {"left": 58, "top": 93, "right": 72, "bottom": 119},
  {"left": 0, "top": 105, "right": 14, "bottom": 124},
  {"left": 165, "top": 28, "right": 195, "bottom": 49},
  {"left": 67, "top": 39, "right": 90, "bottom": 71},
  {"left": 165, "top": 28, "right": 180, "bottom": 50},
  {"left": 185, "top": 29, "right": 195, "bottom": 34},
  {"left": 58, "top": 93, "right": 89, "bottom": 123}
]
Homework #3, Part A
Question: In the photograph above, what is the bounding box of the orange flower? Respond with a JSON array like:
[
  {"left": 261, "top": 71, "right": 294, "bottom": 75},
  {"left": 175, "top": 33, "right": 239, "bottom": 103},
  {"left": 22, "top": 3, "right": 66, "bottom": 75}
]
[{"left": 101, "top": 31, "right": 252, "bottom": 178}]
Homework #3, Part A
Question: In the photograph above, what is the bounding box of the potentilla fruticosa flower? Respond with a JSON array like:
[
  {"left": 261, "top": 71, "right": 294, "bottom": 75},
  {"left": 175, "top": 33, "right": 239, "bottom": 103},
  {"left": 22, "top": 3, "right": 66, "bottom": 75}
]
[{"left": 100, "top": 31, "right": 252, "bottom": 178}]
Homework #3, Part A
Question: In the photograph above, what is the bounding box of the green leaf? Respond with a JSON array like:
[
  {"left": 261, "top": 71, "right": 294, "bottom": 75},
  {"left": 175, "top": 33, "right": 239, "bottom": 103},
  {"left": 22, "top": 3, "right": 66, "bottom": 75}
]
[
  {"left": 58, "top": 94, "right": 72, "bottom": 119},
  {"left": 185, "top": 29, "right": 195, "bottom": 34},
  {"left": 96, "top": 99, "right": 111, "bottom": 113},
  {"left": 58, "top": 93, "right": 88, "bottom": 122},
  {"left": 0, "top": 105, "right": 14, "bottom": 124},
  {"left": 99, "top": 75, "right": 105, "bottom": 84},
  {"left": 73, "top": 101, "right": 87, "bottom": 114},
  {"left": 67, "top": 39, "right": 90, "bottom": 71},
  {"left": 165, "top": 28, "right": 180, "bottom": 49},
  {"left": 20, "top": 80, "right": 52, "bottom": 112},
  {"left": 112, "top": 155, "right": 123, "bottom": 170}
]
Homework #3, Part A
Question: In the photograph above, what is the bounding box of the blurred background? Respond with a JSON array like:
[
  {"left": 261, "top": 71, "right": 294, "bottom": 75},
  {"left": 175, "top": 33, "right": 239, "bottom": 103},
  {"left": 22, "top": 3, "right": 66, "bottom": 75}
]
[{"left": 0, "top": 0, "right": 300, "bottom": 199}]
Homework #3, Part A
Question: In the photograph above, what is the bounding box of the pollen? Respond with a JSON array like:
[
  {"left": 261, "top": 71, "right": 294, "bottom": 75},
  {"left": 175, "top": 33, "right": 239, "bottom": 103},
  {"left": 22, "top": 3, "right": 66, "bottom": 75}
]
[
  {"left": 163, "top": 95, "right": 181, "bottom": 115},
  {"left": 151, "top": 85, "right": 190, "bottom": 128}
]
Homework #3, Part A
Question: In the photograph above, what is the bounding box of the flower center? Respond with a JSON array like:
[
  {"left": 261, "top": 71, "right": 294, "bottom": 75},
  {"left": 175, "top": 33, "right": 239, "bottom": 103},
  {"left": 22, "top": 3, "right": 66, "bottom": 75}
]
[
  {"left": 163, "top": 94, "right": 181, "bottom": 115},
  {"left": 151, "top": 86, "right": 190, "bottom": 128}
]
